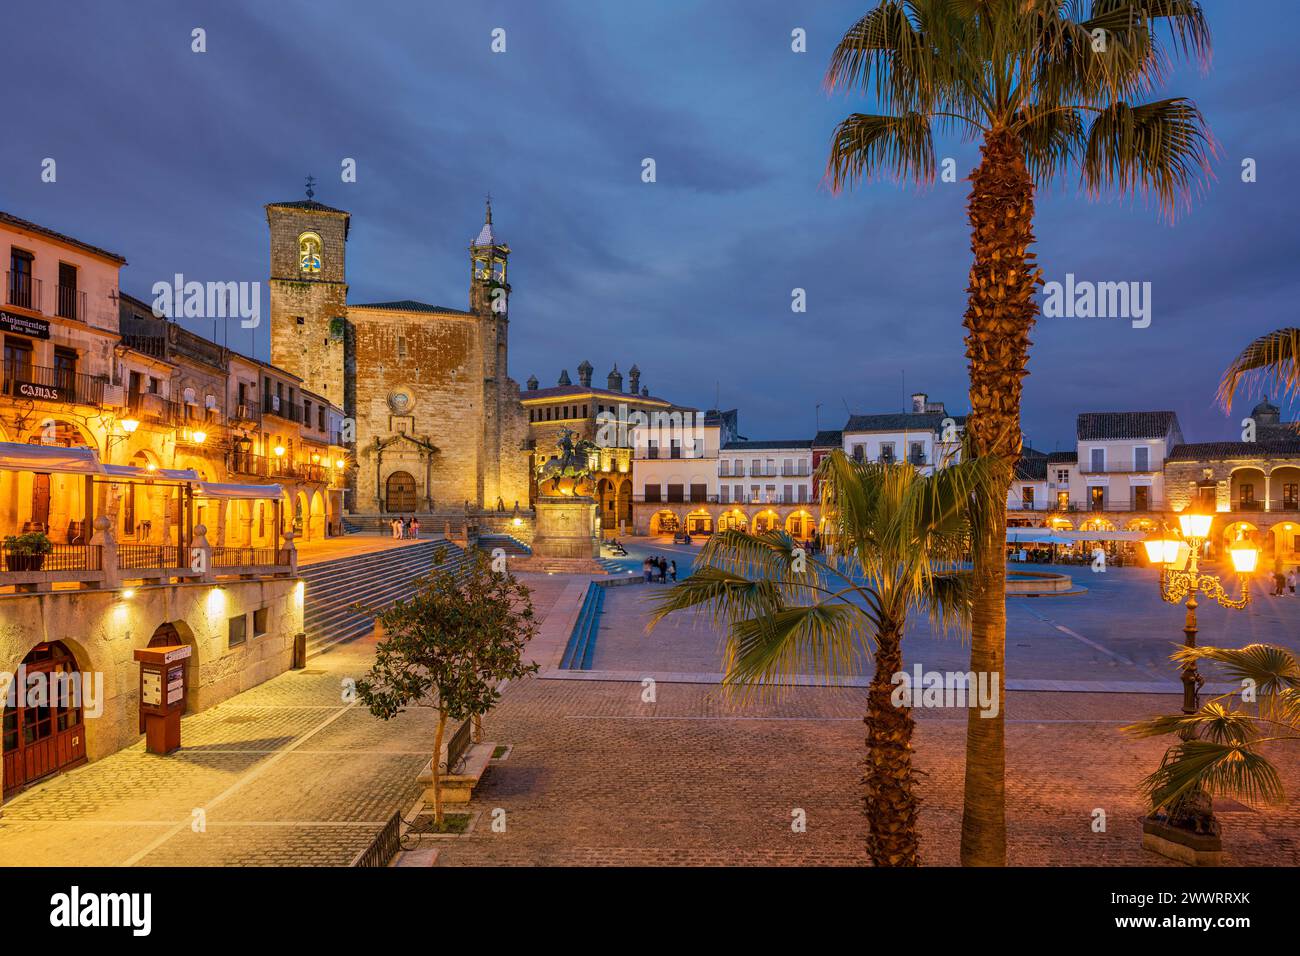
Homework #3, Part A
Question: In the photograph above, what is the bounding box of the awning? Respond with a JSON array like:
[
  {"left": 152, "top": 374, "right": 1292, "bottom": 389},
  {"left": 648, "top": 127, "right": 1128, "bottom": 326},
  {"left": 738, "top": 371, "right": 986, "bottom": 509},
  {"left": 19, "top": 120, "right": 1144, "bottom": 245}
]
[
  {"left": 0, "top": 441, "right": 104, "bottom": 475},
  {"left": 1008, "top": 529, "right": 1146, "bottom": 544},
  {"left": 192, "top": 482, "right": 285, "bottom": 500},
  {"left": 103, "top": 464, "right": 200, "bottom": 482}
]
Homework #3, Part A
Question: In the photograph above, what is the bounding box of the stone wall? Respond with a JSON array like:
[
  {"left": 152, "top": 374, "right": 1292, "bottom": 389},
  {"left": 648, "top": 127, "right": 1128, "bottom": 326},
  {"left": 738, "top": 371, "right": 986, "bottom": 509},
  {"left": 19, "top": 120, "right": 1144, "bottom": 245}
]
[{"left": 0, "top": 577, "right": 302, "bottom": 798}]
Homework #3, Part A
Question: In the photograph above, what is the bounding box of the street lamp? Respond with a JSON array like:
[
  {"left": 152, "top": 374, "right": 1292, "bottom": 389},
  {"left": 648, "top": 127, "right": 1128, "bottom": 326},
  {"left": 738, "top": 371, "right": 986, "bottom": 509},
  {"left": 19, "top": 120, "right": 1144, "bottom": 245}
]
[
  {"left": 1146, "top": 510, "right": 1258, "bottom": 717},
  {"left": 191, "top": 429, "right": 207, "bottom": 445},
  {"left": 273, "top": 444, "right": 286, "bottom": 458},
  {"left": 121, "top": 418, "right": 140, "bottom": 434}
]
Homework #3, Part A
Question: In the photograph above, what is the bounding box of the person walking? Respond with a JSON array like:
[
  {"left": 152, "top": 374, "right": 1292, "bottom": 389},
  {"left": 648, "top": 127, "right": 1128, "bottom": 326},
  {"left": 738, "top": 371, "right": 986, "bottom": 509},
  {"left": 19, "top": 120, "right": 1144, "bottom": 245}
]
[
  {"left": 391, "top": 517, "right": 400, "bottom": 540},
  {"left": 411, "top": 516, "right": 420, "bottom": 538},
  {"left": 1288, "top": 569, "right": 1296, "bottom": 595},
  {"left": 1274, "top": 569, "right": 1286, "bottom": 596},
  {"left": 643, "top": 557, "right": 652, "bottom": 584},
  {"left": 669, "top": 559, "right": 677, "bottom": 582}
]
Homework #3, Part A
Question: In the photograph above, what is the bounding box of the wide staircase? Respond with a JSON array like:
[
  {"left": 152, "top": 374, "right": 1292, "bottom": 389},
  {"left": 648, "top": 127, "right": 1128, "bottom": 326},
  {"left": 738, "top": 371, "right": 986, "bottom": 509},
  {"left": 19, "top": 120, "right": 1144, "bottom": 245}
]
[
  {"left": 301, "top": 539, "right": 473, "bottom": 659},
  {"left": 476, "top": 533, "right": 531, "bottom": 557}
]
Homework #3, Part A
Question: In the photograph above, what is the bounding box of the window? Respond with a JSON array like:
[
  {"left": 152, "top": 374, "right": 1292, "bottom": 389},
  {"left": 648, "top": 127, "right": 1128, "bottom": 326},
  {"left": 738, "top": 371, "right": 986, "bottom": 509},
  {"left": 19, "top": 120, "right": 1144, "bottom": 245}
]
[
  {"left": 5, "top": 337, "right": 33, "bottom": 381},
  {"left": 8, "top": 249, "right": 34, "bottom": 309},
  {"left": 644, "top": 484, "right": 661, "bottom": 503},
  {"left": 57, "top": 263, "right": 78, "bottom": 319},
  {"left": 228, "top": 614, "right": 248, "bottom": 649},
  {"left": 910, "top": 441, "right": 924, "bottom": 464},
  {"left": 295, "top": 316, "right": 305, "bottom": 325},
  {"left": 1134, "top": 447, "right": 1149, "bottom": 471},
  {"left": 783, "top": 484, "right": 793, "bottom": 502},
  {"left": 1089, "top": 486, "right": 1105, "bottom": 511},
  {"left": 853, "top": 445, "right": 865, "bottom": 462},
  {"left": 1090, "top": 448, "right": 1104, "bottom": 472},
  {"left": 670, "top": 440, "right": 681, "bottom": 459},
  {"left": 666, "top": 484, "right": 684, "bottom": 503},
  {"left": 880, "top": 443, "right": 895, "bottom": 463},
  {"left": 1022, "top": 487, "right": 1035, "bottom": 508},
  {"left": 719, "top": 486, "right": 729, "bottom": 503},
  {"left": 1285, "top": 483, "right": 1298, "bottom": 509},
  {"left": 690, "top": 483, "right": 707, "bottom": 503},
  {"left": 1057, "top": 490, "right": 1069, "bottom": 509},
  {"left": 1133, "top": 486, "right": 1150, "bottom": 510},
  {"left": 1240, "top": 484, "right": 1256, "bottom": 505},
  {"left": 53, "top": 347, "right": 77, "bottom": 391},
  {"left": 253, "top": 607, "right": 269, "bottom": 637},
  {"left": 647, "top": 441, "right": 659, "bottom": 459},
  {"left": 1056, "top": 469, "right": 1070, "bottom": 484},
  {"left": 397, "top": 336, "right": 407, "bottom": 358}
]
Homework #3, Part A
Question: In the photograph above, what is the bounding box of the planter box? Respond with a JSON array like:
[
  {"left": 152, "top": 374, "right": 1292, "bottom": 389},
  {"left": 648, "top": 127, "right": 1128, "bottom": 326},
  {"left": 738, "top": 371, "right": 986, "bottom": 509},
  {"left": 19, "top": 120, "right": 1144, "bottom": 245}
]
[
  {"left": 1141, "top": 817, "right": 1226, "bottom": 866},
  {"left": 3, "top": 553, "right": 47, "bottom": 573}
]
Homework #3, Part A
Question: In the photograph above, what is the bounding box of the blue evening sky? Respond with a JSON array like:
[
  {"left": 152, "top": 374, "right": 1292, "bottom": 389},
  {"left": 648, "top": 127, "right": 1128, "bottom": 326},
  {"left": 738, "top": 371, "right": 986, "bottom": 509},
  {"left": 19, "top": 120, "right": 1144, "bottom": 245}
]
[{"left": 2, "top": 0, "right": 1296, "bottom": 450}]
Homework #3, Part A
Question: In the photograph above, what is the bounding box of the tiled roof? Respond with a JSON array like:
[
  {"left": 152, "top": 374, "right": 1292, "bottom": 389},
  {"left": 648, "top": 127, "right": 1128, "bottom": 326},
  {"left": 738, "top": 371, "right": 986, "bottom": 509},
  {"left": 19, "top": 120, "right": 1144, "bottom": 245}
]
[
  {"left": 350, "top": 300, "right": 475, "bottom": 316},
  {"left": 265, "top": 199, "right": 349, "bottom": 215},
  {"left": 1167, "top": 441, "right": 1300, "bottom": 462},
  {"left": 1077, "top": 411, "right": 1179, "bottom": 441},
  {"left": 1046, "top": 451, "right": 1078, "bottom": 464},
  {"left": 0, "top": 210, "right": 126, "bottom": 264},
  {"left": 813, "top": 429, "right": 844, "bottom": 447},
  {"left": 1015, "top": 457, "right": 1049, "bottom": 480},
  {"left": 844, "top": 412, "right": 964, "bottom": 433},
  {"left": 722, "top": 440, "right": 813, "bottom": 451}
]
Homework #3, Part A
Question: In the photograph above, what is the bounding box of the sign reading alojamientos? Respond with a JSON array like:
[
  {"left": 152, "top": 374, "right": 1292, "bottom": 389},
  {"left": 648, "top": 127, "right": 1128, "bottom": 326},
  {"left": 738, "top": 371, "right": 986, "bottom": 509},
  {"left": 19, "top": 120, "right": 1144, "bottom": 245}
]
[{"left": 0, "top": 310, "right": 51, "bottom": 339}]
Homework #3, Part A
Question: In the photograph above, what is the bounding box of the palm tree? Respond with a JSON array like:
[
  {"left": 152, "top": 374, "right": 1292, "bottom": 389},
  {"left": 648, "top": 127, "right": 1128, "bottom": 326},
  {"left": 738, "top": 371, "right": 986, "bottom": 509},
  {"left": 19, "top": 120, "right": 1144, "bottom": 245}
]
[
  {"left": 1124, "top": 644, "right": 1300, "bottom": 826},
  {"left": 649, "top": 451, "right": 1005, "bottom": 866},
  {"left": 824, "top": 0, "right": 1215, "bottom": 865}
]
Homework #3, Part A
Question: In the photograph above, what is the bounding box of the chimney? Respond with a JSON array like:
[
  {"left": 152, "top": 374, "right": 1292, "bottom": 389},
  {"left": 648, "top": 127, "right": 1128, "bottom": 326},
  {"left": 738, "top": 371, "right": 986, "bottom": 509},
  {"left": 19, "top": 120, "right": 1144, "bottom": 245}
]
[
  {"left": 641, "top": 386, "right": 649, "bottom": 397},
  {"left": 607, "top": 364, "right": 623, "bottom": 392},
  {"left": 628, "top": 364, "right": 641, "bottom": 395},
  {"left": 577, "top": 360, "right": 593, "bottom": 388},
  {"left": 911, "top": 392, "right": 927, "bottom": 414},
  {"left": 526, "top": 375, "right": 538, "bottom": 391},
  {"left": 558, "top": 369, "right": 571, "bottom": 386}
]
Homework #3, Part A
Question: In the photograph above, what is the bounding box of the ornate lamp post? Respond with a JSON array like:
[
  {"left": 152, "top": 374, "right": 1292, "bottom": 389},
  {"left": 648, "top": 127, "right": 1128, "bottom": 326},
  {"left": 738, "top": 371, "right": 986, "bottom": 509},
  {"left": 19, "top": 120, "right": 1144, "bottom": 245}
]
[
  {"left": 1141, "top": 509, "right": 1259, "bottom": 862},
  {"left": 1144, "top": 510, "right": 1259, "bottom": 717}
]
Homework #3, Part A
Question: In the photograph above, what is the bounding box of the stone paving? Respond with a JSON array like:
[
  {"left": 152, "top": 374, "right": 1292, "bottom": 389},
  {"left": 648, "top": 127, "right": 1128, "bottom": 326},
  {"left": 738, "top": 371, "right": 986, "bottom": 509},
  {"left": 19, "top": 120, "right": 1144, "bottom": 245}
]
[{"left": 1, "top": 560, "right": 1296, "bottom": 867}]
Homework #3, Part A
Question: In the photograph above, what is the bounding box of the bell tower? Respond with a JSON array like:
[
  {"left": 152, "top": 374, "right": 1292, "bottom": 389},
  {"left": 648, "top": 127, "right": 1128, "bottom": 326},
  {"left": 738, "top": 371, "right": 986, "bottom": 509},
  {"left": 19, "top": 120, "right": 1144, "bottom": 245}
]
[{"left": 267, "top": 181, "right": 351, "bottom": 413}]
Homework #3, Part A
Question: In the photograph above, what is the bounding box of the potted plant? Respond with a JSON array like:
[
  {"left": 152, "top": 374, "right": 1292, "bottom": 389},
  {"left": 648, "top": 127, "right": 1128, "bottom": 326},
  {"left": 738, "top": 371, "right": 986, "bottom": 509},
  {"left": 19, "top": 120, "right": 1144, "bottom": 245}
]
[{"left": 4, "top": 532, "right": 53, "bottom": 572}]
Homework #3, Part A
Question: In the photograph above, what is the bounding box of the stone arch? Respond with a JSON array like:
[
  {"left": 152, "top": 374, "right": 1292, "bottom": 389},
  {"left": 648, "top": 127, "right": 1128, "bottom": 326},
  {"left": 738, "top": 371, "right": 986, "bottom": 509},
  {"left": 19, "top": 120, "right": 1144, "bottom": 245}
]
[
  {"left": 1268, "top": 464, "right": 1300, "bottom": 513},
  {"left": 146, "top": 620, "right": 199, "bottom": 716},
  {"left": 1269, "top": 519, "right": 1300, "bottom": 566},
  {"left": 684, "top": 508, "right": 713, "bottom": 535},
  {"left": 1, "top": 638, "right": 94, "bottom": 795},
  {"left": 1079, "top": 516, "right": 1114, "bottom": 532},
  {"left": 752, "top": 509, "right": 780, "bottom": 534},
  {"left": 785, "top": 509, "right": 815, "bottom": 539},
  {"left": 1048, "top": 516, "right": 1076, "bottom": 531},
  {"left": 718, "top": 509, "right": 748, "bottom": 533},
  {"left": 384, "top": 470, "right": 417, "bottom": 513},
  {"left": 1229, "top": 466, "right": 1267, "bottom": 512},
  {"left": 649, "top": 509, "right": 680, "bottom": 535},
  {"left": 308, "top": 490, "right": 327, "bottom": 541}
]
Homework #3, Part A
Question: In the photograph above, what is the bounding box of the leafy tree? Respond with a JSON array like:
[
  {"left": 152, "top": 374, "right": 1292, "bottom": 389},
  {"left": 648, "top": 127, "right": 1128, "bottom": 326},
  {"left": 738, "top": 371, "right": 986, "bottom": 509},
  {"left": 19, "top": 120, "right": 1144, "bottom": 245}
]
[
  {"left": 650, "top": 451, "right": 1005, "bottom": 865},
  {"left": 355, "top": 550, "right": 538, "bottom": 824},
  {"left": 1125, "top": 644, "right": 1300, "bottom": 831},
  {"left": 824, "top": 0, "right": 1215, "bottom": 865}
]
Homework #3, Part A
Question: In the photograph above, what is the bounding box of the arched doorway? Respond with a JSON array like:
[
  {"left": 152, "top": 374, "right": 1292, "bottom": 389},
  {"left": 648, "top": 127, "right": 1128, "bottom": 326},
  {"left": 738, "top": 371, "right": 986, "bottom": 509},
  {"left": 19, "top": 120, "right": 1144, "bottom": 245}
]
[
  {"left": 386, "top": 471, "right": 417, "bottom": 513},
  {"left": 2, "top": 641, "right": 87, "bottom": 792},
  {"left": 649, "top": 510, "right": 679, "bottom": 535},
  {"left": 684, "top": 509, "right": 713, "bottom": 535},
  {"left": 718, "top": 510, "right": 747, "bottom": 533},
  {"left": 753, "top": 509, "right": 779, "bottom": 534},
  {"left": 785, "top": 509, "right": 814, "bottom": 540}
]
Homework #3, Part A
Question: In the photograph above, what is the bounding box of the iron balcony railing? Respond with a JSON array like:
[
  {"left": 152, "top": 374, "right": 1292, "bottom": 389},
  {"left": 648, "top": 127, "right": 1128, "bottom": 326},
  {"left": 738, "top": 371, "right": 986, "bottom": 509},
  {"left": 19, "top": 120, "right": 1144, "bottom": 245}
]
[
  {"left": 262, "top": 397, "right": 303, "bottom": 423},
  {"left": 227, "top": 451, "right": 326, "bottom": 483},
  {"left": 1078, "top": 462, "right": 1159, "bottom": 475},
  {"left": 0, "top": 542, "right": 101, "bottom": 574},
  {"left": 117, "top": 544, "right": 184, "bottom": 570},
  {"left": 55, "top": 285, "right": 86, "bottom": 322},
  {"left": 210, "top": 546, "right": 289, "bottom": 568},
  {"left": 2, "top": 362, "right": 107, "bottom": 405},
  {"left": 5, "top": 271, "right": 42, "bottom": 311},
  {"left": 121, "top": 333, "right": 167, "bottom": 359}
]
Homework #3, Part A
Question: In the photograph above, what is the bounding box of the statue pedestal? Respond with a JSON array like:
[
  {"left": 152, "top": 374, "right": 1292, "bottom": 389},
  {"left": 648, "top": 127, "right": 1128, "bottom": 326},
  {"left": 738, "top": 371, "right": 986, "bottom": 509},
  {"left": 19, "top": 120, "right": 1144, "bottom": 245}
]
[{"left": 530, "top": 495, "right": 599, "bottom": 560}]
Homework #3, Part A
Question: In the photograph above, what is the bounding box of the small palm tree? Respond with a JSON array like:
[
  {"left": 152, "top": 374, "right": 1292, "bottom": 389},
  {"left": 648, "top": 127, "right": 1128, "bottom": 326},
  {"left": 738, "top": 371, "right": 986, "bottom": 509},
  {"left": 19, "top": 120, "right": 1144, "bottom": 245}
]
[
  {"left": 824, "top": 0, "right": 1216, "bottom": 866},
  {"left": 649, "top": 451, "right": 1006, "bottom": 866},
  {"left": 1124, "top": 644, "right": 1300, "bottom": 829}
]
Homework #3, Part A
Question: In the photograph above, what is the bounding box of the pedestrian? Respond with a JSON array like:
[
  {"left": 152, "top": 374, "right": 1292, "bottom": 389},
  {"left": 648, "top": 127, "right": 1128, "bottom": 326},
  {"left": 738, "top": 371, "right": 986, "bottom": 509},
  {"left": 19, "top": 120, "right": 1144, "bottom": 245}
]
[
  {"left": 391, "top": 517, "right": 400, "bottom": 540},
  {"left": 643, "top": 557, "right": 652, "bottom": 584},
  {"left": 1274, "top": 570, "right": 1286, "bottom": 596},
  {"left": 669, "top": 559, "right": 677, "bottom": 582},
  {"left": 411, "top": 516, "right": 421, "bottom": 538}
]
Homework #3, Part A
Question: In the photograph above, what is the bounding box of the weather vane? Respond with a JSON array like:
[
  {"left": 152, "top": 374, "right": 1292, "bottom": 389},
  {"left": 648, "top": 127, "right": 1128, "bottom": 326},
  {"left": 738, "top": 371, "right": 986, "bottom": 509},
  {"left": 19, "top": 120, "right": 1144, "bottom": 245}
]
[{"left": 305, "top": 175, "right": 316, "bottom": 201}]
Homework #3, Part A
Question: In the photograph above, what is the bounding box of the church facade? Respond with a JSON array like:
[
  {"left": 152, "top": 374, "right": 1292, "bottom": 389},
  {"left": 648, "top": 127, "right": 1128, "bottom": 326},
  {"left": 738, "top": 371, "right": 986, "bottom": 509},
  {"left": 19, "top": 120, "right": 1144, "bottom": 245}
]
[{"left": 266, "top": 197, "right": 530, "bottom": 517}]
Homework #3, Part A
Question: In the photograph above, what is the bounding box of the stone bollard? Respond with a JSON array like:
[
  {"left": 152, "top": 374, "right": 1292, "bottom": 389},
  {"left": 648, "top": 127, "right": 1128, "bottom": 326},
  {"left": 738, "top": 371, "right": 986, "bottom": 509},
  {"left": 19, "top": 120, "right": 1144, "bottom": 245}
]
[
  {"left": 90, "top": 515, "right": 120, "bottom": 590},
  {"left": 191, "top": 523, "right": 215, "bottom": 583},
  {"left": 281, "top": 530, "right": 298, "bottom": 575}
]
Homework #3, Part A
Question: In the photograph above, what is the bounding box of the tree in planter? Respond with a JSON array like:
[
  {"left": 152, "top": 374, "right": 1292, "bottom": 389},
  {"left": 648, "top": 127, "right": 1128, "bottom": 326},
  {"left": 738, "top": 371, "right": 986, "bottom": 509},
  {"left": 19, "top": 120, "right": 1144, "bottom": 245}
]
[
  {"left": 1124, "top": 644, "right": 1300, "bottom": 834},
  {"left": 354, "top": 549, "right": 538, "bottom": 826},
  {"left": 4, "top": 532, "right": 53, "bottom": 571}
]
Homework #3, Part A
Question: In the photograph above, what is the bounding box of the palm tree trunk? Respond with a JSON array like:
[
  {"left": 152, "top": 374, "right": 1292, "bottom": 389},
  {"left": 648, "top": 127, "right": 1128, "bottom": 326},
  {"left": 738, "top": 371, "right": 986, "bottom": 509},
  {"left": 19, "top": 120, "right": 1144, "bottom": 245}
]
[
  {"left": 959, "top": 128, "right": 1039, "bottom": 867},
  {"left": 864, "top": 621, "right": 920, "bottom": 866}
]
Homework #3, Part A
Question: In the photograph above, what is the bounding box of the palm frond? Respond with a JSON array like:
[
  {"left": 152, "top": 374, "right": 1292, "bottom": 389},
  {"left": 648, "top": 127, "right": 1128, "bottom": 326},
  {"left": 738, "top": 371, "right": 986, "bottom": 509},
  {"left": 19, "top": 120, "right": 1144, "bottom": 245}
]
[
  {"left": 1080, "top": 97, "right": 1216, "bottom": 221},
  {"left": 1216, "top": 328, "right": 1300, "bottom": 411},
  {"left": 1173, "top": 643, "right": 1300, "bottom": 696},
  {"left": 724, "top": 603, "right": 865, "bottom": 691},
  {"left": 1138, "top": 739, "right": 1285, "bottom": 811},
  {"left": 826, "top": 112, "right": 937, "bottom": 191}
]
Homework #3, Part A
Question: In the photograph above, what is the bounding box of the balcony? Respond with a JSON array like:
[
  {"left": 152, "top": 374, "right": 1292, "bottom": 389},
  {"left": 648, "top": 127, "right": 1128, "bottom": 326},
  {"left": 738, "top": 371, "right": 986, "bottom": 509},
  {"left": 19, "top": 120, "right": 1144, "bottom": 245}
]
[
  {"left": 55, "top": 285, "right": 86, "bottom": 322},
  {"left": 2, "top": 362, "right": 107, "bottom": 406},
  {"left": 6, "top": 271, "right": 42, "bottom": 311},
  {"left": 227, "top": 451, "right": 326, "bottom": 483},
  {"left": 229, "top": 402, "right": 262, "bottom": 425},
  {"left": 1078, "top": 462, "right": 1158, "bottom": 475},
  {"left": 263, "top": 397, "right": 303, "bottom": 423},
  {"left": 121, "top": 333, "right": 167, "bottom": 359}
]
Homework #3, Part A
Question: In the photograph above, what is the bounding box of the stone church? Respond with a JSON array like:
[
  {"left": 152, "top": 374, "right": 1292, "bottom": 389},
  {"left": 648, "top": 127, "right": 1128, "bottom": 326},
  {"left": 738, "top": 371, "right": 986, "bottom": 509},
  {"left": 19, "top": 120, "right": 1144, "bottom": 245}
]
[{"left": 266, "top": 195, "right": 531, "bottom": 517}]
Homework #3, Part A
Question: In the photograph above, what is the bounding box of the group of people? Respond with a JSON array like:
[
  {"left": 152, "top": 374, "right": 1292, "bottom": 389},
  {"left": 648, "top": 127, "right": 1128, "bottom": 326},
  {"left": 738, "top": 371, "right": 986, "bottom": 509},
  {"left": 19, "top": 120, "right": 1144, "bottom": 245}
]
[
  {"left": 390, "top": 516, "right": 421, "bottom": 539},
  {"left": 643, "top": 556, "right": 676, "bottom": 583},
  {"left": 1269, "top": 568, "right": 1297, "bottom": 596}
]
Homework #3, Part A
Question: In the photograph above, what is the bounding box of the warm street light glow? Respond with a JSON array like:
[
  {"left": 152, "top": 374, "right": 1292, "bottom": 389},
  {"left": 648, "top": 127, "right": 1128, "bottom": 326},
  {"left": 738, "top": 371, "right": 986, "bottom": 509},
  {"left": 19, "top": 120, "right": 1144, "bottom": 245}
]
[
  {"left": 121, "top": 418, "right": 140, "bottom": 434},
  {"left": 1143, "top": 530, "right": 1180, "bottom": 566},
  {"left": 311, "top": 453, "right": 321, "bottom": 464},
  {"left": 146, "top": 462, "right": 157, "bottom": 472},
  {"left": 512, "top": 517, "right": 522, "bottom": 527},
  {"left": 192, "top": 430, "right": 207, "bottom": 445},
  {"left": 274, "top": 444, "right": 286, "bottom": 457},
  {"left": 334, "top": 458, "right": 344, "bottom": 469},
  {"left": 1230, "top": 534, "right": 1260, "bottom": 574},
  {"left": 1178, "top": 510, "right": 1213, "bottom": 540}
]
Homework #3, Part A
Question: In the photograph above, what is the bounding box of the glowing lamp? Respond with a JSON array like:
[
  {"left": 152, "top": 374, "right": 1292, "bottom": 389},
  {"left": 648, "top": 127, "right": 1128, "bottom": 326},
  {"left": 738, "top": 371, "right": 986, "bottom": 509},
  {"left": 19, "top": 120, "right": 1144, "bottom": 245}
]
[
  {"left": 512, "top": 517, "right": 522, "bottom": 527},
  {"left": 121, "top": 418, "right": 140, "bottom": 434},
  {"left": 334, "top": 458, "right": 345, "bottom": 469},
  {"left": 274, "top": 444, "right": 286, "bottom": 457},
  {"left": 192, "top": 430, "right": 207, "bottom": 445},
  {"left": 145, "top": 463, "right": 157, "bottom": 472},
  {"left": 311, "top": 453, "right": 321, "bottom": 464},
  {"left": 1178, "top": 511, "right": 1213, "bottom": 540},
  {"left": 1143, "top": 530, "right": 1181, "bottom": 566},
  {"left": 1229, "top": 535, "right": 1259, "bottom": 575}
]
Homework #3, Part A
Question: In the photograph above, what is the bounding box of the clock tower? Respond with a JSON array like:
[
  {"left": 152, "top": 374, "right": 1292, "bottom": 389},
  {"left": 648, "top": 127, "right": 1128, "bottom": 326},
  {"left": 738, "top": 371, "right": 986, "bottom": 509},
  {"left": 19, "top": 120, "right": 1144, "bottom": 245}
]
[{"left": 266, "top": 187, "right": 352, "bottom": 415}]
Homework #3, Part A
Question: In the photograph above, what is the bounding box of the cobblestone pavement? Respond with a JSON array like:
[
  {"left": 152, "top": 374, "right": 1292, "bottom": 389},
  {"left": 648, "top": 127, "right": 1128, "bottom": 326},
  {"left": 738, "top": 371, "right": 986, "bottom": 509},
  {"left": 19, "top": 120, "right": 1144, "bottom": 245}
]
[{"left": 1, "top": 568, "right": 1295, "bottom": 866}]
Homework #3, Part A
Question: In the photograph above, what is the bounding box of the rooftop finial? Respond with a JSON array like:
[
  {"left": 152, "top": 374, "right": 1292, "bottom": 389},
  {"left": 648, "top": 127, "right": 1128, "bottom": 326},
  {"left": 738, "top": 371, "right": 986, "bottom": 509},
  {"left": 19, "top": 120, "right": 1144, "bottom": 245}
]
[
  {"left": 485, "top": 193, "right": 493, "bottom": 225},
  {"left": 305, "top": 174, "right": 316, "bottom": 201}
]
